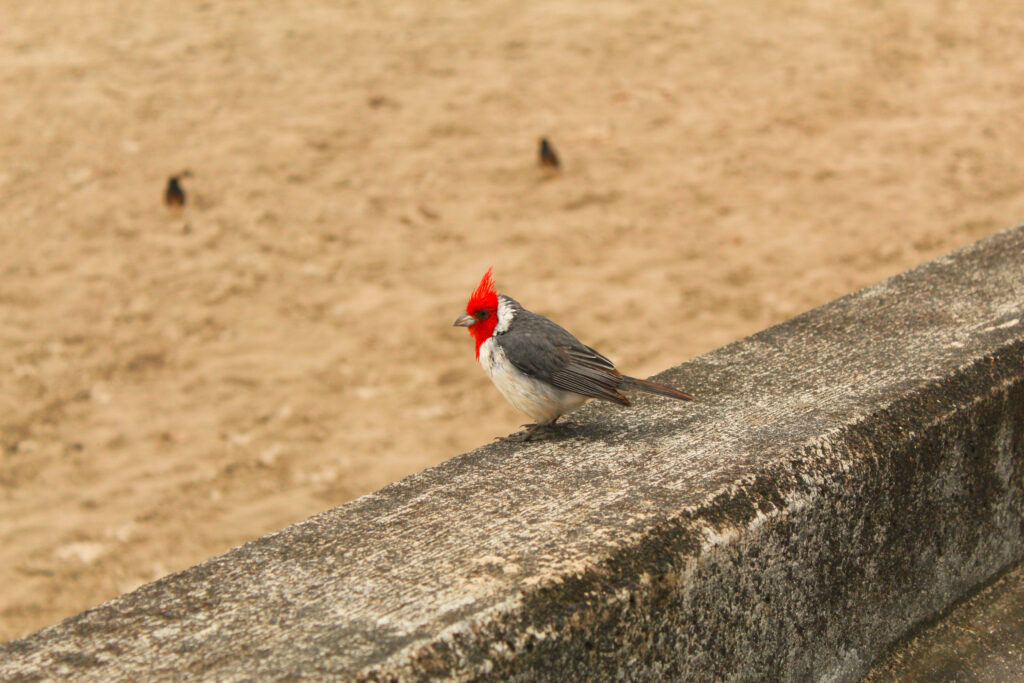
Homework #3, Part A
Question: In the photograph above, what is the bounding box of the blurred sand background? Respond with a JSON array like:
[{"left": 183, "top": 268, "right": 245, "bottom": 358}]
[{"left": 2, "top": 0, "right": 1024, "bottom": 641}]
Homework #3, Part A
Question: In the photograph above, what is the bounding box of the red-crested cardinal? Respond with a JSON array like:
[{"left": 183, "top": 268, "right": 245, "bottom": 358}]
[{"left": 454, "top": 269, "right": 695, "bottom": 441}]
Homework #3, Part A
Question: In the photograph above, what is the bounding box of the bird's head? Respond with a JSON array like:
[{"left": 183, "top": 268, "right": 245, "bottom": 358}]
[{"left": 453, "top": 268, "right": 499, "bottom": 357}]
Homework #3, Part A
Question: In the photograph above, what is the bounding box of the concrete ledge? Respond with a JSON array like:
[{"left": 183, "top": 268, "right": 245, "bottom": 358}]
[{"left": 2, "top": 227, "right": 1024, "bottom": 681}]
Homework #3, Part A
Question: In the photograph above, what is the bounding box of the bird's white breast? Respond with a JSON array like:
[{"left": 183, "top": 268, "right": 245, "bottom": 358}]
[{"left": 478, "top": 337, "right": 588, "bottom": 424}]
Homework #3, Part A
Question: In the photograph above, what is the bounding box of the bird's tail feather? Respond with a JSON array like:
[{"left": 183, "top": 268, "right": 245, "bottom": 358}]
[{"left": 622, "top": 376, "right": 695, "bottom": 401}]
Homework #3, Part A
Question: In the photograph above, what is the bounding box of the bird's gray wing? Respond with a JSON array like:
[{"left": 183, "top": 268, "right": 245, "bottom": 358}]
[{"left": 498, "top": 310, "right": 629, "bottom": 405}]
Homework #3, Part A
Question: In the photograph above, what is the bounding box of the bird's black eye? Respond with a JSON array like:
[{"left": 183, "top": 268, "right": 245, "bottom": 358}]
[{"left": 475, "top": 310, "right": 490, "bottom": 320}]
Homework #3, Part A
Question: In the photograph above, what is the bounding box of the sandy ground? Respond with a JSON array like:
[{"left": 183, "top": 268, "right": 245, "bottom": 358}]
[{"left": 2, "top": 0, "right": 1024, "bottom": 642}]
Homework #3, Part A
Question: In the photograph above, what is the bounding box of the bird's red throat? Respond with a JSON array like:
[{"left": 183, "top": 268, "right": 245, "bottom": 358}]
[
  {"left": 465, "top": 268, "right": 499, "bottom": 358},
  {"left": 468, "top": 315, "right": 497, "bottom": 357}
]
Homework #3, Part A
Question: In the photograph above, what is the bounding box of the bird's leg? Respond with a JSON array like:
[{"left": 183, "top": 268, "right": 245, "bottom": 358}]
[
  {"left": 496, "top": 422, "right": 551, "bottom": 442},
  {"left": 540, "top": 415, "right": 579, "bottom": 429},
  {"left": 496, "top": 417, "right": 565, "bottom": 442},
  {"left": 549, "top": 415, "right": 578, "bottom": 429},
  {"left": 496, "top": 423, "right": 544, "bottom": 442}
]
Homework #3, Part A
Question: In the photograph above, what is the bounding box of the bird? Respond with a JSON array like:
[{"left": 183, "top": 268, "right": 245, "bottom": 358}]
[
  {"left": 164, "top": 171, "right": 192, "bottom": 211},
  {"left": 538, "top": 137, "right": 560, "bottom": 172},
  {"left": 453, "top": 269, "right": 694, "bottom": 441}
]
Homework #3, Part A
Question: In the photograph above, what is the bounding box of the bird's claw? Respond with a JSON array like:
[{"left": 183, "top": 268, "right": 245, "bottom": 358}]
[
  {"left": 496, "top": 423, "right": 549, "bottom": 442},
  {"left": 496, "top": 432, "right": 532, "bottom": 443}
]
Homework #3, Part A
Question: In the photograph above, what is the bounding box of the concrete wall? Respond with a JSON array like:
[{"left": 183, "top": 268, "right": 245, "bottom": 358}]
[
  {"left": 864, "top": 564, "right": 1024, "bottom": 681},
  {"left": 2, "top": 226, "right": 1023, "bottom": 681}
]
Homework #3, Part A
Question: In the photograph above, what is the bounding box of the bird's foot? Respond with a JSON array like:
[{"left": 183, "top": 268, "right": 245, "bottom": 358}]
[{"left": 496, "top": 423, "right": 553, "bottom": 442}]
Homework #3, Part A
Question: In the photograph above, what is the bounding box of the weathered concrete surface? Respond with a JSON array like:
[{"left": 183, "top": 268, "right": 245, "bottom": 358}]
[
  {"left": 1, "top": 226, "right": 1023, "bottom": 681},
  {"left": 864, "top": 563, "right": 1024, "bottom": 682}
]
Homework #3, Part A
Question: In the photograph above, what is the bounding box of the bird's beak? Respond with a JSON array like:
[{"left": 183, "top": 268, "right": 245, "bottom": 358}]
[{"left": 453, "top": 313, "right": 475, "bottom": 327}]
